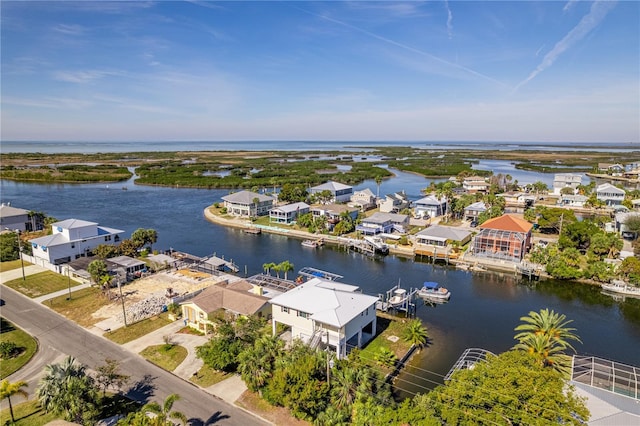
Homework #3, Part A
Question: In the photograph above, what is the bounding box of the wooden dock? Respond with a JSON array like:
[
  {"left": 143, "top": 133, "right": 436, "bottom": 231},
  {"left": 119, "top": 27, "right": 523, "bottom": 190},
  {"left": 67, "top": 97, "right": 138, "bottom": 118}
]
[
  {"left": 517, "top": 262, "right": 542, "bottom": 280},
  {"left": 376, "top": 284, "right": 418, "bottom": 317}
]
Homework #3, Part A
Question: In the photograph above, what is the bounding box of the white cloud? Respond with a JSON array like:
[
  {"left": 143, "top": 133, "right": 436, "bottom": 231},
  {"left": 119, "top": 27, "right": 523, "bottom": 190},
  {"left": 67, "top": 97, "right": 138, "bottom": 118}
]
[
  {"left": 444, "top": 0, "right": 453, "bottom": 39},
  {"left": 513, "top": 0, "right": 616, "bottom": 92},
  {"left": 52, "top": 24, "right": 86, "bottom": 35},
  {"left": 563, "top": 0, "right": 580, "bottom": 13},
  {"left": 52, "top": 70, "right": 121, "bottom": 84}
]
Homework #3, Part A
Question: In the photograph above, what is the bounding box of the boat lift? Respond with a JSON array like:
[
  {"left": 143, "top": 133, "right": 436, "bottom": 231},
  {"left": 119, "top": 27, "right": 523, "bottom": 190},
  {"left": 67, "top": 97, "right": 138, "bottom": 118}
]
[
  {"left": 376, "top": 283, "right": 417, "bottom": 317},
  {"left": 297, "top": 267, "right": 343, "bottom": 282}
]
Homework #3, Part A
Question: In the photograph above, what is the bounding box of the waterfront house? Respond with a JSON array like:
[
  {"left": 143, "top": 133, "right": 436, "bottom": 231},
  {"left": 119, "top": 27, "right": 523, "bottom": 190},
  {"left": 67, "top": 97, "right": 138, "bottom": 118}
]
[
  {"left": 596, "top": 183, "right": 625, "bottom": 206},
  {"left": 559, "top": 194, "right": 588, "bottom": 208},
  {"left": 309, "top": 181, "right": 353, "bottom": 204},
  {"left": 221, "top": 190, "right": 275, "bottom": 217},
  {"left": 109, "top": 255, "right": 147, "bottom": 278},
  {"left": 631, "top": 199, "right": 640, "bottom": 211},
  {"left": 29, "top": 219, "right": 124, "bottom": 266},
  {"left": 310, "top": 204, "right": 358, "bottom": 231},
  {"left": 269, "top": 202, "right": 310, "bottom": 225},
  {"left": 414, "top": 195, "right": 447, "bottom": 218},
  {"left": 552, "top": 173, "right": 582, "bottom": 195},
  {"left": 379, "top": 191, "right": 410, "bottom": 213},
  {"left": 181, "top": 280, "right": 271, "bottom": 334},
  {"left": 269, "top": 277, "right": 378, "bottom": 359},
  {"left": 470, "top": 214, "right": 533, "bottom": 262},
  {"left": 598, "top": 163, "right": 625, "bottom": 175},
  {"left": 349, "top": 188, "right": 377, "bottom": 211},
  {"left": 464, "top": 201, "right": 488, "bottom": 221},
  {"left": 462, "top": 176, "right": 489, "bottom": 193},
  {"left": 415, "top": 225, "right": 472, "bottom": 247},
  {"left": 0, "top": 204, "right": 44, "bottom": 232},
  {"left": 356, "top": 212, "right": 409, "bottom": 235}
]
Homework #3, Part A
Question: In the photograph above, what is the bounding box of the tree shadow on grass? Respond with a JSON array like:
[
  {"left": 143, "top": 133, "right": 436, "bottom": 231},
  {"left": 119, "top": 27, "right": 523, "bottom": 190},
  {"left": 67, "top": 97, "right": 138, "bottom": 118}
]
[
  {"left": 125, "top": 374, "right": 156, "bottom": 405},
  {"left": 0, "top": 317, "right": 16, "bottom": 334}
]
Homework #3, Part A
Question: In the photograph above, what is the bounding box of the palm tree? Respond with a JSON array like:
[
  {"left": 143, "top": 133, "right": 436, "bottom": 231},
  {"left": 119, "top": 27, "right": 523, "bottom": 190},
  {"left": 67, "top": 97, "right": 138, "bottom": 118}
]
[
  {"left": 0, "top": 379, "right": 28, "bottom": 423},
  {"left": 401, "top": 319, "right": 429, "bottom": 351},
  {"left": 238, "top": 335, "right": 283, "bottom": 393},
  {"left": 262, "top": 262, "right": 276, "bottom": 275},
  {"left": 278, "top": 260, "right": 294, "bottom": 280},
  {"left": 375, "top": 175, "right": 383, "bottom": 199},
  {"left": 513, "top": 309, "right": 582, "bottom": 373},
  {"left": 142, "top": 393, "right": 187, "bottom": 426}
]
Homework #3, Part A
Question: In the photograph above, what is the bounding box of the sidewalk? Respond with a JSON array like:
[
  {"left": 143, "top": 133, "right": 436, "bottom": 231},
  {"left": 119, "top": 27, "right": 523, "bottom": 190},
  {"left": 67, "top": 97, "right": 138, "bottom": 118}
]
[
  {"left": 119, "top": 319, "right": 251, "bottom": 407},
  {"left": 0, "top": 264, "right": 47, "bottom": 284}
]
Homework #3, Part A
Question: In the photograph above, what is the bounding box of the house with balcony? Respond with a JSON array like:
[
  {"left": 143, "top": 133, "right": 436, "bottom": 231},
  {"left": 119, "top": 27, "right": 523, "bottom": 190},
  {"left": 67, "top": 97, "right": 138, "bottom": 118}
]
[
  {"left": 414, "top": 195, "right": 447, "bottom": 218},
  {"left": 464, "top": 202, "right": 488, "bottom": 221},
  {"left": 349, "top": 188, "right": 377, "bottom": 211},
  {"left": 181, "top": 280, "right": 271, "bottom": 334},
  {"left": 309, "top": 181, "right": 353, "bottom": 204},
  {"left": 379, "top": 191, "right": 410, "bottom": 213},
  {"left": 356, "top": 212, "right": 409, "bottom": 235},
  {"left": 269, "top": 202, "right": 310, "bottom": 225},
  {"left": 463, "top": 176, "right": 489, "bottom": 193},
  {"left": 221, "top": 190, "right": 275, "bottom": 217},
  {"left": 470, "top": 214, "right": 533, "bottom": 262},
  {"left": 29, "top": 219, "right": 124, "bottom": 266},
  {"left": 269, "top": 277, "right": 378, "bottom": 359},
  {"left": 553, "top": 173, "right": 582, "bottom": 195},
  {"left": 596, "top": 183, "right": 625, "bottom": 206}
]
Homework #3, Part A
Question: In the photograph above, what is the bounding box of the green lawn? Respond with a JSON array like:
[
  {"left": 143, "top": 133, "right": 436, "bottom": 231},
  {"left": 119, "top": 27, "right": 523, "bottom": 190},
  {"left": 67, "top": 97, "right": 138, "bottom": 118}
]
[
  {"left": 359, "top": 315, "right": 413, "bottom": 373},
  {"left": 48, "top": 287, "right": 111, "bottom": 327},
  {"left": 0, "top": 400, "right": 57, "bottom": 426},
  {"left": 104, "top": 313, "right": 173, "bottom": 344},
  {"left": 0, "top": 259, "right": 32, "bottom": 272},
  {"left": 139, "top": 344, "right": 187, "bottom": 371},
  {"left": 0, "top": 318, "right": 38, "bottom": 379},
  {"left": 3, "top": 271, "right": 82, "bottom": 298},
  {"left": 190, "top": 364, "right": 232, "bottom": 388}
]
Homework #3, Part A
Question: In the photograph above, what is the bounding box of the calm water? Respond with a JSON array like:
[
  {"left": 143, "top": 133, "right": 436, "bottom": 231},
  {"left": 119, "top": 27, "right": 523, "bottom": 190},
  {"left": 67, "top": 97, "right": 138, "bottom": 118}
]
[
  {"left": 2, "top": 176, "right": 639, "bottom": 395},
  {"left": 2, "top": 140, "right": 638, "bottom": 154}
]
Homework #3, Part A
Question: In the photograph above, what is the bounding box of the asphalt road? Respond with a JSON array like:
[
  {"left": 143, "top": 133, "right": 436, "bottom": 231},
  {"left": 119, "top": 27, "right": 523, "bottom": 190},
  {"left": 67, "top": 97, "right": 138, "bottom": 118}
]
[{"left": 0, "top": 285, "right": 268, "bottom": 425}]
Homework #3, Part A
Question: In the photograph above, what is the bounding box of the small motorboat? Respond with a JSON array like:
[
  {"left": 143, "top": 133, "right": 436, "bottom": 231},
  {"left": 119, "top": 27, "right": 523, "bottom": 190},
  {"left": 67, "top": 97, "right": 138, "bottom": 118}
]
[
  {"left": 417, "top": 281, "right": 451, "bottom": 301},
  {"left": 388, "top": 288, "right": 408, "bottom": 307},
  {"left": 301, "top": 240, "right": 319, "bottom": 248}
]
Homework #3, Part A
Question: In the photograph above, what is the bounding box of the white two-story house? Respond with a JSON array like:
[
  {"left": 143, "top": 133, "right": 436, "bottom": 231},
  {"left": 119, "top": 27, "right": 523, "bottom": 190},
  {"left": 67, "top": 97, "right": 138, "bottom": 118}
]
[
  {"left": 29, "top": 219, "right": 124, "bottom": 266},
  {"left": 221, "top": 190, "right": 275, "bottom": 217},
  {"left": 269, "top": 278, "right": 378, "bottom": 359},
  {"left": 309, "top": 181, "right": 354, "bottom": 204},
  {"left": 596, "top": 183, "right": 625, "bottom": 206}
]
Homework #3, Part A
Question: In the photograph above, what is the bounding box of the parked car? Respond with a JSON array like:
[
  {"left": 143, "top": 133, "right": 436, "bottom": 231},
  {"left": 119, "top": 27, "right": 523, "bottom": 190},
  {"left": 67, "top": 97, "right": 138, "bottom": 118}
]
[{"left": 470, "top": 220, "right": 478, "bottom": 228}]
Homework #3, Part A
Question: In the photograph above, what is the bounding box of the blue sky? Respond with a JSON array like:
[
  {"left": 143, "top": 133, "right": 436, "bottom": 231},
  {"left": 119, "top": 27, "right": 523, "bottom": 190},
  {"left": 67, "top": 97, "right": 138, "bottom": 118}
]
[{"left": 1, "top": 1, "right": 638, "bottom": 143}]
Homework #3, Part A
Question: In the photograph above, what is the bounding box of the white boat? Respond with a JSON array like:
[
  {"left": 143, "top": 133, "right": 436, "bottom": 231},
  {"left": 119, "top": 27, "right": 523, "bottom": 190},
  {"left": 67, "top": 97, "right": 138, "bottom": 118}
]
[
  {"left": 417, "top": 281, "right": 451, "bottom": 300},
  {"left": 301, "top": 240, "right": 319, "bottom": 248},
  {"left": 601, "top": 280, "right": 640, "bottom": 297},
  {"left": 388, "top": 288, "right": 408, "bottom": 307}
]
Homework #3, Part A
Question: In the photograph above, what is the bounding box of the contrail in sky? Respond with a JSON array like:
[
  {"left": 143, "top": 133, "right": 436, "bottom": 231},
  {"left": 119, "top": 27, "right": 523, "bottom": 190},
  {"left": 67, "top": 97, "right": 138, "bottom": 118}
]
[
  {"left": 444, "top": 0, "right": 453, "bottom": 39},
  {"left": 299, "top": 8, "right": 505, "bottom": 87},
  {"left": 513, "top": 0, "right": 616, "bottom": 93}
]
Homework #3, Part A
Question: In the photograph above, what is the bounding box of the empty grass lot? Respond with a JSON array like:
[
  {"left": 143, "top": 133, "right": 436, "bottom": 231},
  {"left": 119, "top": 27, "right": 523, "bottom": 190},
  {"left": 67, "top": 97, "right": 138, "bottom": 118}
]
[
  {"left": 0, "top": 259, "right": 32, "bottom": 272},
  {"left": 139, "top": 344, "right": 187, "bottom": 371},
  {"left": 48, "top": 287, "right": 110, "bottom": 327},
  {"left": 0, "top": 318, "right": 38, "bottom": 379},
  {"left": 3, "top": 271, "right": 82, "bottom": 298},
  {"left": 104, "top": 313, "right": 172, "bottom": 344}
]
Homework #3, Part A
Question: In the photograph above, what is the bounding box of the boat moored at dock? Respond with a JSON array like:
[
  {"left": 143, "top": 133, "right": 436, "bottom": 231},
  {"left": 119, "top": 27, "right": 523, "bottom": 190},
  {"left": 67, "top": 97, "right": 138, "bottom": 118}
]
[
  {"left": 601, "top": 280, "right": 640, "bottom": 298},
  {"left": 417, "top": 281, "right": 451, "bottom": 301}
]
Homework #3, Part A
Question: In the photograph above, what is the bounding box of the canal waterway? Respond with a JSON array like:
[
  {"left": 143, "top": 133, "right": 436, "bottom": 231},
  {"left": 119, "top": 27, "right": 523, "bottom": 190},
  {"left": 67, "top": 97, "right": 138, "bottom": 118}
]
[{"left": 1, "top": 176, "right": 639, "bottom": 396}]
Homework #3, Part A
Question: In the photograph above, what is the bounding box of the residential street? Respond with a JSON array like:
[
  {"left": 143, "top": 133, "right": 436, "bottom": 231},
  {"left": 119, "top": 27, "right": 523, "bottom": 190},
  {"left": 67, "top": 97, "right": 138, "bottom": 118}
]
[{"left": 0, "top": 285, "right": 268, "bottom": 425}]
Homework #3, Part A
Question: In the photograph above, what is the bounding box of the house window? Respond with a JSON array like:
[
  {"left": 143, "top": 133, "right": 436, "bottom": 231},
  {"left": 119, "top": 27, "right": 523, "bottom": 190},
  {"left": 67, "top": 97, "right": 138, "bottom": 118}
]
[
  {"left": 281, "top": 306, "right": 289, "bottom": 314},
  {"left": 298, "top": 311, "right": 309, "bottom": 319},
  {"left": 105, "top": 235, "right": 112, "bottom": 242},
  {"left": 71, "top": 244, "right": 75, "bottom": 249}
]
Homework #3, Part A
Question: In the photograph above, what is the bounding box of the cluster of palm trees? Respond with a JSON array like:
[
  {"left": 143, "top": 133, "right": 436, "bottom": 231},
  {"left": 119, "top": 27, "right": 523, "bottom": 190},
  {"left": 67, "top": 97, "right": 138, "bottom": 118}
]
[
  {"left": 262, "top": 260, "right": 295, "bottom": 280},
  {"left": 513, "top": 308, "right": 582, "bottom": 375}
]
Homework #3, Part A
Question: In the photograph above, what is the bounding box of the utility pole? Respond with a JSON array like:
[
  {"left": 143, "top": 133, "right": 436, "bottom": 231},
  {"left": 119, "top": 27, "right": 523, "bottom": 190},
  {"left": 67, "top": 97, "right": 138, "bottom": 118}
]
[
  {"left": 558, "top": 213, "right": 564, "bottom": 236},
  {"left": 118, "top": 279, "right": 127, "bottom": 327},
  {"left": 326, "top": 331, "right": 331, "bottom": 387},
  {"left": 66, "top": 266, "right": 72, "bottom": 300}
]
